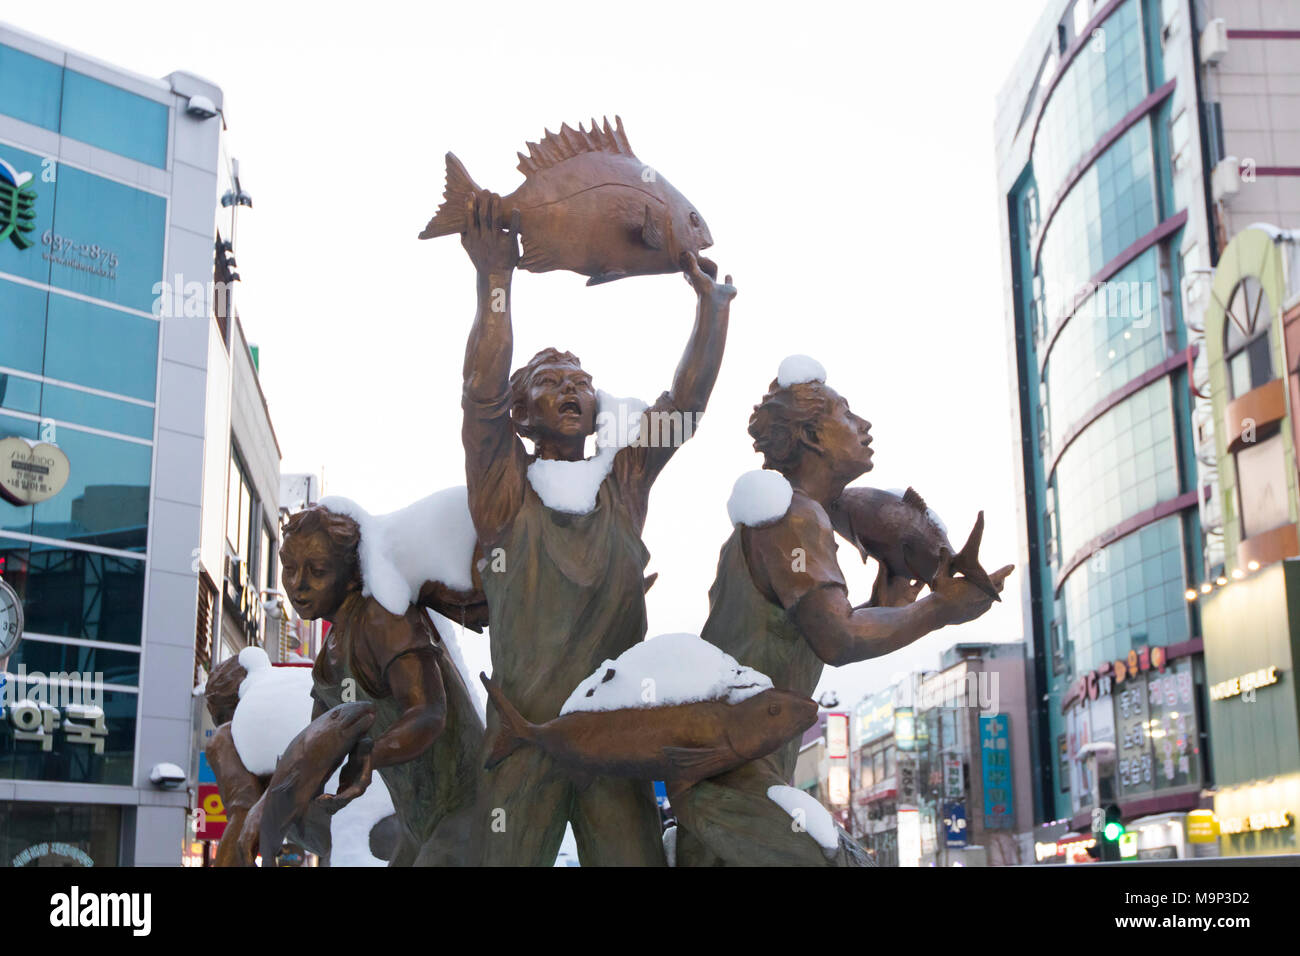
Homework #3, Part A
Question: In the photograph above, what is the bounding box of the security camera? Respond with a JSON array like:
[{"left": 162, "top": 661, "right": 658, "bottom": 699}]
[{"left": 149, "top": 762, "right": 187, "bottom": 789}]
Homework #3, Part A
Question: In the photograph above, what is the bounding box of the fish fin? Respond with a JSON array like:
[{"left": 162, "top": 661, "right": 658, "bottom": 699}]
[
  {"left": 662, "top": 745, "right": 738, "bottom": 783},
  {"left": 953, "top": 511, "right": 1000, "bottom": 601},
  {"left": 641, "top": 204, "right": 664, "bottom": 250},
  {"left": 480, "top": 672, "right": 535, "bottom": 769},
  {"left": 585, "top": 270, "right": 628, "bottom": 286},
  {"left": 519, "top": 230, "right": 559, "bottom": 272},
  {"left": 418, "top": 153, "right": 483, "bottom": 240},
  {"left": 259, "top": 773, "right": 300, "bottom": 866},
  {"left": 516, "top": 116, "right": 636, "bottom": 177},
  {"left": 901, "top": 487, "right": 929, "bottom": 513}
]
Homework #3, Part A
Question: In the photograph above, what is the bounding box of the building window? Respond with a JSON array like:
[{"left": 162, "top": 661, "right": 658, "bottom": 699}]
[
  {"left": 1170, "top": 109, "right": 1191, "bottom": 212},
  {"left": 1223, "top": 277, "right": 1274, "bottom": 399}
]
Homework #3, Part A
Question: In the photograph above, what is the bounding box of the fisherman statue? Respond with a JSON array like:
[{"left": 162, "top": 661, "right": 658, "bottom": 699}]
[{"left": 670, "top": 360, "right": 1013, "bottom": 866}]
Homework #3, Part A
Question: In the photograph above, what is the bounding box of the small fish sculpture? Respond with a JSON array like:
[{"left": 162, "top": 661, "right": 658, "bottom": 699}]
[
  {"left": 829, "top": 487, "right": 1001, "bottom": 602},
  {"left": 419, "top": 116, "right": 717, "bottom": 285},
  {"left": 480, "top": 673, "right": 817, "bottom": 787},
  {"left": 241, "top": 701, "right": 377, "bottom": 865}
]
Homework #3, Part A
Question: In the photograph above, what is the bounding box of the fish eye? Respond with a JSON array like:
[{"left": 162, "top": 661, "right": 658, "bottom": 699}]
[
  {"left": 689, "top": 211, "right": 700, "bottom": 227},
  {"left": 768, "top": 703, "right": 781, "bottom": 716}
]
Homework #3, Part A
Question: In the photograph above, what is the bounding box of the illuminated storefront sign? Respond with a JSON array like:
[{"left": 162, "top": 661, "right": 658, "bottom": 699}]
[
  {"left": 1210, "top": 666, "right": 1280, "bottom": 701},
  {"left": 1218, "top": 810, "right": 1293, "bottom": 835}
]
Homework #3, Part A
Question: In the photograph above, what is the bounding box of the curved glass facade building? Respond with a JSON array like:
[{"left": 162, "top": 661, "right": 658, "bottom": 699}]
[{"left": 996, "top": 0, "right": 1208, "bottom": 823}]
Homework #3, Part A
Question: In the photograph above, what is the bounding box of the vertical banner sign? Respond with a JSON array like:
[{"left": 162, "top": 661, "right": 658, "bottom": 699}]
[
  {"left": 943, "top": 802, "right": 967, "bottom": 847},
  {"left": 897, "top": 752, "right": 919, "bottom": 809},
  {"left": 980, "top": 714, "right": 1014, "bottom": 829},
  {"left": 943, "top": 753, "right": 963, "bottom": 799}
]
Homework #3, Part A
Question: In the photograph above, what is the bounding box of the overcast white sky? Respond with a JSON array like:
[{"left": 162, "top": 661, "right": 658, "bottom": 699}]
[{"left": 14, "top": 0, "right": 1051, "bottom": 709}]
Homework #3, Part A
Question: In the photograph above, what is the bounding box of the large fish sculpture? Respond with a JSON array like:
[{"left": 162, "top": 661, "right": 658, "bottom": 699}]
[
  {"left": 240, "top": 701, "right": 377, "bottom": 866},
  {"left": 418, "top": 116, "right": 717, "bottom": 285},
  {"left": 480, "top": 673, "right": 816, "bottom": 786},
  {"left": 829, "top": 487, "right": 1001, "bottom": 602}
]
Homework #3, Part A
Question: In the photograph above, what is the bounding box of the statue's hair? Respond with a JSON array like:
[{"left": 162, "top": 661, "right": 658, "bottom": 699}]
[
  {"left": 748, "top": 379, "right": 835, "bottom": 474},
  {"left": 509, "top": 347, "right": 584, "bottom": 440},
  {"left": 281, "top": 505, "right": 362, "bottom": 589},
  {"left": 205, "top": 654, "right": 247, "bottom": 724}
]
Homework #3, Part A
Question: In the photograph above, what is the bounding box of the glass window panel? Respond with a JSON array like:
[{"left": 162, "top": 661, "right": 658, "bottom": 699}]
[
  {"left": 43, "top": 296, "right": 158, "bottom": 401},
  {"left": 0, "top": 413, "right": 37, "bottom": 537},
  {"left": 7, "top": 638, "right": 140, "bottom": 688},
  {"left": 59, "top": 71, "right": 168, "bottom": 169},
  {"left": 37, "top": 383, "right": 154, "bottom": 440},
  {"left": 0, "top": 537, "right": 145, "bottom": 644},
  {"left": 0, "top": 373, "right": 41, "bottom": 417},
  {"left": 0, "top": 44, "right": 64, "bottom": 132},
  {"left": 46, "top": 165, "right": 166, "bottom": 312},
  {"left": 0, "top": 689, "right": 137, "bottom": 785},
  {"left": 1060, "top": 515, "right": 1190, "bottom": 673},
  {"left": 0, "top": 801, "right": 122, "bottom": 865},
  {"left": 1054, "top": 379, "right": 1179, "bottom": 560},
  {"left": 0, "top": 280, "right": 48, "bottom": 376},
  {"left": 1032, "top": 0, "right": 1146, "bottom": 202},
  {"left": 27, "top": 426, "right": 150, "bottom": 552}
]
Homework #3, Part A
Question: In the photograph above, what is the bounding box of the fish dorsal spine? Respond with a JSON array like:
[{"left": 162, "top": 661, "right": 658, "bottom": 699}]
[
  {"left": 516, "top": 116, "right": 637, "bottom": 177},
  {"left": 902, "top": 487, "right": 928, "bottom": 513}
]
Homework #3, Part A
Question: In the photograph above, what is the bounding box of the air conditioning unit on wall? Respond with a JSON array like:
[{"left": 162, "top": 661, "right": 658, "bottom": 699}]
[
  {"left": 1212, "top": 156, "right": 1240, "bottom": 201},
  {"left": 1200, "top": 17, "right": 1228, "bottom": 65}
]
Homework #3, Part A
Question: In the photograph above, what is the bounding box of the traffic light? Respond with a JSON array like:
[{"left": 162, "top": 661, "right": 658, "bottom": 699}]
[{"left": 1100, "top": 804, "right": 1124, "bottom": 861}]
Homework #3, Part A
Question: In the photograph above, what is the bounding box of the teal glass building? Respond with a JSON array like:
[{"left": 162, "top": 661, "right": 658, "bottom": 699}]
[
  {"left": 994, "top": 0, "right": 1218, "bottom": 826},
  {"left": 0, "top": 22, "right": 226, "bottom": 865}
]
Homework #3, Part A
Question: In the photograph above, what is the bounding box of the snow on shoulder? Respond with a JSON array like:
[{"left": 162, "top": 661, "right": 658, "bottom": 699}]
[
  {"left": 527, "top": 390, "right": 646, "bottom": 515},
  {"left": 767, "top": 785, "right": 840, "bottom": 858},
  {"left": 560, "top": 632, "right": 771, "bottom": 715},
  {"left": 776, "top": 354, "right": 827, "bottom": 387},
  {"left": 317, "top": 487, "right": 476, "bottom": 617},
  {"left": 727, "top": 470, "right": 793, "bottom": 527},
  {"left": 230, "top": 647, "right": 315, "bottom": 776}
]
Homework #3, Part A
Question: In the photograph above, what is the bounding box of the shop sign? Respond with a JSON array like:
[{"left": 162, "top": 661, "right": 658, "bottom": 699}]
[
  {"left": 942, "top": 753, "right": 963, "bottom": 799},
  {"left": 826, "top": 712, "right": 849, "bottom": 759},
  {"left": 0, "top": 437, "right": 70, "bottom": 506},
  {"left": 1115, "top": 657, "right": 1199, "bottom": 799},
  {"left": 1187, "top": 809, "right": 1219, "bottom": 843},
  {"left": 943, "top": 802, "right": 967, "bottom": 847},
  {"left": 0, "top": 159, "right": 37, "bottom": 251},
  {"left": 1210, "top": 666, "right": 1280, "bottom": 701},
  {"left": 980, "top": 714, "right": 1014, "bottom": 828},
  {"left": 1218, "top": 810, "right": 1293, "bottom": 835}
]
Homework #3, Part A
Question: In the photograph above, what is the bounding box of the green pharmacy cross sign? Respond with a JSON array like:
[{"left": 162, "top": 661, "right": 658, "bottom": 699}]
[{"left": 0, "top": 159, "right": 37, "bottom": 251}]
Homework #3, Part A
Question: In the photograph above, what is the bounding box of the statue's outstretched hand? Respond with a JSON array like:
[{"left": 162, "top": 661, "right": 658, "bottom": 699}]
[
  {"left": 871, "top": 563, "right": 924, "bottom": 608},
  {"left": 929, "top": 549, "right": 1014, "bottom": 627},
  {"left": 461, "top": 191, "right": 520, "bottom": 276},
  {"left": 681, "top": 251, "right": 736, "bottom": 307},
  {"left": 314, "top": 738, "right": 374, "bottom": 815}
]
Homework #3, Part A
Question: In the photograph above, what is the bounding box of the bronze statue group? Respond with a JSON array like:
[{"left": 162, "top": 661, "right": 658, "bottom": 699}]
[{"left": 204, "top": 121, "right": 1011, "bottom": 867}]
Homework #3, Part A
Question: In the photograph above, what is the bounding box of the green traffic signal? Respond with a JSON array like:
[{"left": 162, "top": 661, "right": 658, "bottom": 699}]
[{"left": 1104, "top": 821, "right": 1125, "bottom": 841}]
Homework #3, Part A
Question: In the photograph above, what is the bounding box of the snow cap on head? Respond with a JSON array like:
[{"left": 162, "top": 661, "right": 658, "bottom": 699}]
[
  {"left": 315, "top": 487, "right": 477, "bottom": 617},
  {"left": 776, "top": 354, "right": 827, "bottom": 388},
  {"left": 727, "top": 469, "right": 794, "bottom": 527},
  {"left": 236, "top": 646, "right": 272, "bottom": 698}
]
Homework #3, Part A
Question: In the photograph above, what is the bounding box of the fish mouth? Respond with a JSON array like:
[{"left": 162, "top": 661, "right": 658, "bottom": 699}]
[{"left": 696, "top": 254, "right": 719, "bottom": 279}]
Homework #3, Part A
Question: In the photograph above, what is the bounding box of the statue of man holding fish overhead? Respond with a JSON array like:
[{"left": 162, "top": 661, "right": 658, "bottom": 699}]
[{"left": 432, "top": 117, "right": 736, "bottom": 866}]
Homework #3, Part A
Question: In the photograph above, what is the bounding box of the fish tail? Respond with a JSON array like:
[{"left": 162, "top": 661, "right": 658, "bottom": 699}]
[
  {"left": 953, "top": 511, "right": 1000, "bottom": 602},
  {"left": 418, "top": 152, "right": 483, "bottom": 240},
  {"left": 480, "top": 672, "right": 534, "bottom": 769}
]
